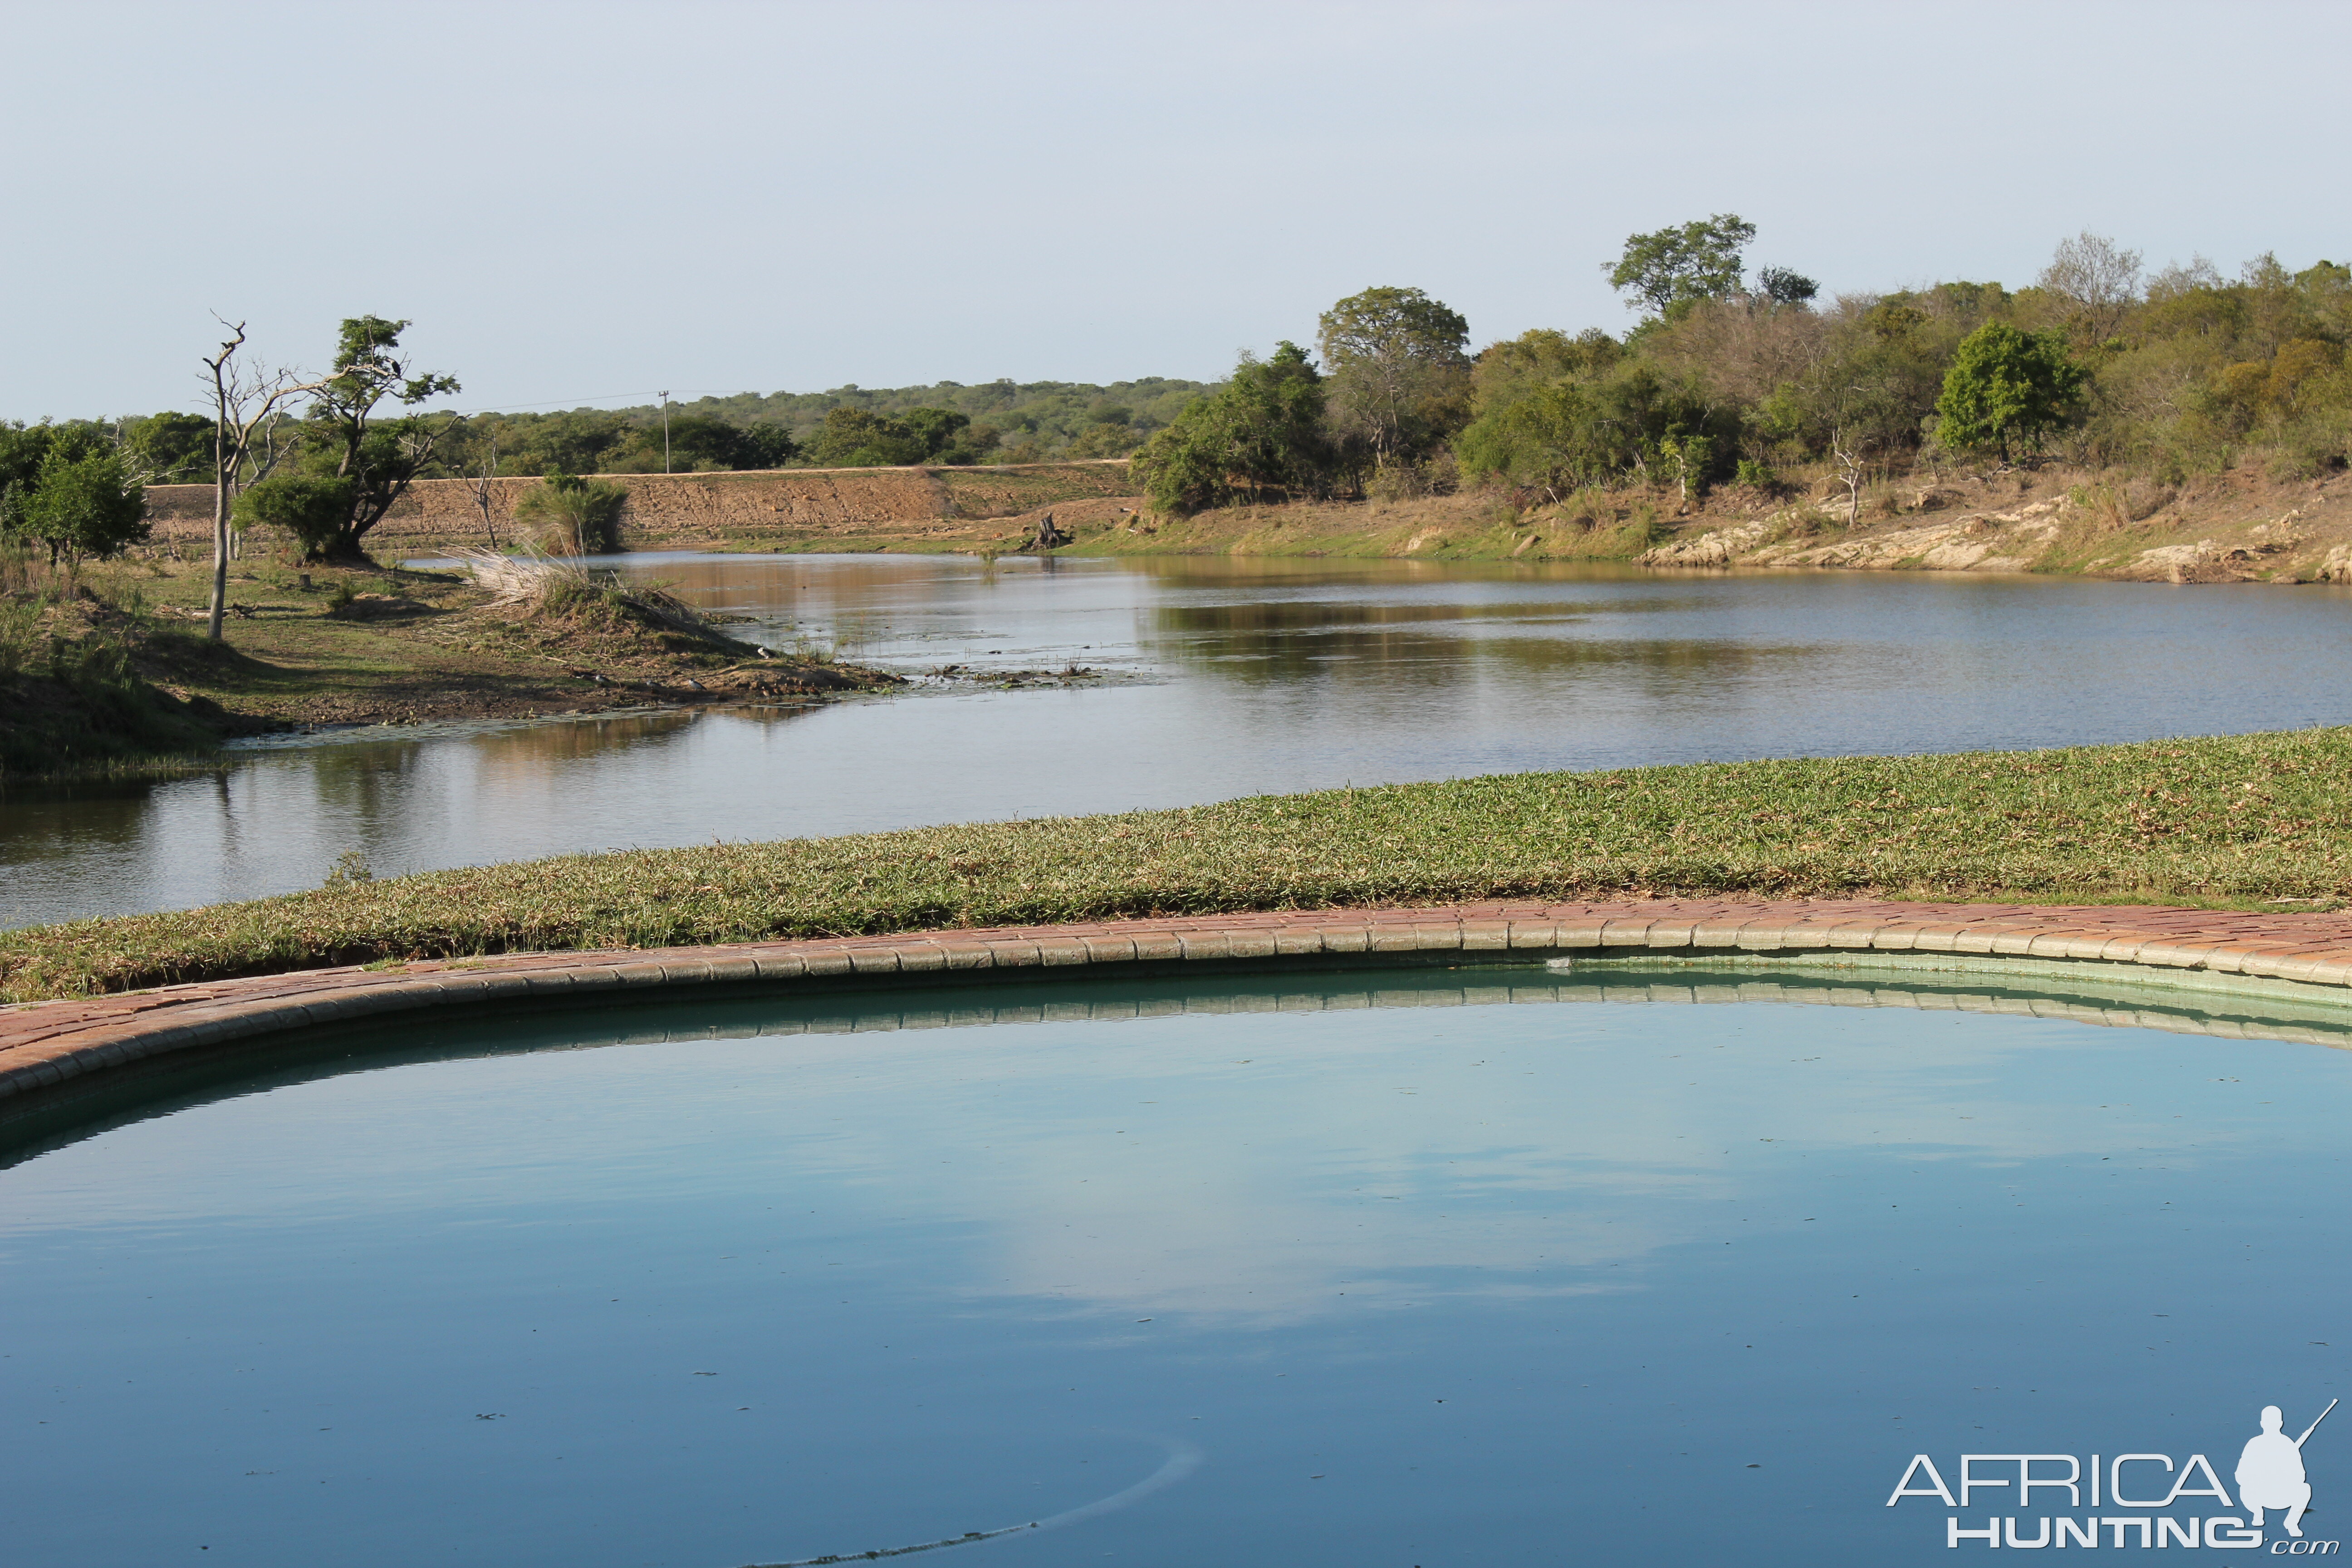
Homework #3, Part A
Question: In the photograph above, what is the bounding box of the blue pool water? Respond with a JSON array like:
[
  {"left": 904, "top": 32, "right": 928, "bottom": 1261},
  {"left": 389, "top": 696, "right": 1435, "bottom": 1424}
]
[{"left": 3, "top": 965, "right": 2347, "bottom": 1565}]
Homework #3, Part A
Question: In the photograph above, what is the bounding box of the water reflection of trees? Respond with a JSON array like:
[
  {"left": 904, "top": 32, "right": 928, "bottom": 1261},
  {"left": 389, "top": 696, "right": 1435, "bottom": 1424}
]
[
  {"left": 0, "top": 780, "right": 166, "bottom": 864},
  {"left": 1144, "top": 595, "right": 1824, "bottom": 692},
  {"left": 318, "top": 707, "right": 826, "bottom": 794},
  {"left": 621, "top": 556, "right": 973, "bottom": 615},
  {"left": 618, "top": 556, "right": 1029, "bottom": 657},
  {"left": 1127, "top": 557, "right": 1659, "bottom": 593}
]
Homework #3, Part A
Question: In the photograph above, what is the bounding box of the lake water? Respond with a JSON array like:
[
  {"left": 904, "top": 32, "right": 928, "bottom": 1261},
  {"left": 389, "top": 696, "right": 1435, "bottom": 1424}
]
[
  {"left": 4, "top": 965, "right": 2347, "bottom": 1565},
  {"left": 5, "top": 555, "right": 2350, "bottom": 928}
]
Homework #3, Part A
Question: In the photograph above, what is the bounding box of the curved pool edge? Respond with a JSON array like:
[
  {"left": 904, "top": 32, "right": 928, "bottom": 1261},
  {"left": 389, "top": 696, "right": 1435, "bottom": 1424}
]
[{"left": 7, "top": 898, "right": 2351, "bottom": 1110}]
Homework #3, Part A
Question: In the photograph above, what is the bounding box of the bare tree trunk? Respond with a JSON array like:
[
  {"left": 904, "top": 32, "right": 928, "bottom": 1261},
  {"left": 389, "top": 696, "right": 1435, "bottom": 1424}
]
[
  {"left": 206, "top": 334, "right": 241, "bottom": 642},
  {"left": 1832, "top": 430, "right": 1866, "bottom": 530},
  {"left": 470, "top": 435, "right": 499, "bottom": 548},
  {"left": 202, "top": 319, "right": 328, "bottom": 640},
  {"left": 208, "top": 470, "right": 232, "bottom": 639}
]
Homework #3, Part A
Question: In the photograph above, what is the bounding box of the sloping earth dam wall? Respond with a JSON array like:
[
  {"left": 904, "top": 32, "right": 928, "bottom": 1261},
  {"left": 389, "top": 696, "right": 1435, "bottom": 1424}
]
[{"left": 139, "top": 462, "right": 1137, "bottom": 553}]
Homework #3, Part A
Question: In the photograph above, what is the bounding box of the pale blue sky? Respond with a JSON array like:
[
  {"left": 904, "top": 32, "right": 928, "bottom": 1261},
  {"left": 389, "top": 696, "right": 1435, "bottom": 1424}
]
[{"left": 4, "top": 0, "right": 2346, "bottom": 421}]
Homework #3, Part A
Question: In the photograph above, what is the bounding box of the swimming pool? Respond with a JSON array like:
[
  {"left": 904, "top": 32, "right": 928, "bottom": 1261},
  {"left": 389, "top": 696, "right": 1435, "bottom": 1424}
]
[{"left": 4, "top": 964, "right": 2346, "bottom": 1565}]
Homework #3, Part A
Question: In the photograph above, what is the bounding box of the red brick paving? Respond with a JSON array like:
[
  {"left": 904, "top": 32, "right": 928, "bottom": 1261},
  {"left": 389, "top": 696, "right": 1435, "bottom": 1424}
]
[{"left": 6, "top": 899, "right": 2352, "bottom": 1106}]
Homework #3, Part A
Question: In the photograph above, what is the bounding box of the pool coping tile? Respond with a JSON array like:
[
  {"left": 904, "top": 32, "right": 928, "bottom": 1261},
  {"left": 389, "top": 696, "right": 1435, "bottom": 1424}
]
[{"left": 7, "top": 899, "right": 2352, "bottom": 1107}]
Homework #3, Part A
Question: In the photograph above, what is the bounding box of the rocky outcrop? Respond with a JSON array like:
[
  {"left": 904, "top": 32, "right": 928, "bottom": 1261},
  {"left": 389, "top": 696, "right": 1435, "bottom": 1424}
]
[
  {"left": 1640, "top": 517, "right": 1776, "bottom": 567},
  {"left": 1643, "top": 499, "right": 2065, "bottom": 574},
  {"left": 1642, "top": 485, "right": 2352, "bottom": 585}
]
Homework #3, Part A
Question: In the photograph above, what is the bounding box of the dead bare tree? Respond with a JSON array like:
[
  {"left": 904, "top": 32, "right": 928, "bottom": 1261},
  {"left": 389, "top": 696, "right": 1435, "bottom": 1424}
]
[
  {"left": 466, "top": 424, "right": 500, "bottom": 549},
  {"left": 2039, "top": 232, "right": 2143, "bottom": 343},
  {"left": 1830, "top": 427, "right": 1869, "bottom": 529},
  {"left": 201, "top": 321, "right": 328, "bottom": 640}
]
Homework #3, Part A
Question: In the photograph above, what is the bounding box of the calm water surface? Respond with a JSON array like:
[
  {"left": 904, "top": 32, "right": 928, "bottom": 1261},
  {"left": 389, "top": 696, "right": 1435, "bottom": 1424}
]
[
  {"left": 5, "top": 556, "right": 2349, "bottom": 926},
  {"left": 3, "top": 967, "right": 2346, "bottom": 1565}
]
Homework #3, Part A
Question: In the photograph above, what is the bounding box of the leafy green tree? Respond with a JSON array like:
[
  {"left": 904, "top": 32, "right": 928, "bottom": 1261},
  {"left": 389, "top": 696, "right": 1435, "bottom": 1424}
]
[
  {"left": 121, "top": 412, "right": 217, "bottom": 483},
  {"left": 899, "top": 407, "right": 972, "bottom": 460},
  {"left": 806, "top": 406, "right": 980, "bottom": 466},
  {"left": 453, "top": 408, "right": 633, "bottom": 475},
  {"left": 935, "top": 421, "right": 1001, "bottom": 465},
  {"left": 1128, "top": 343, "right": 1334, "bottom": 513},
  {"left": 1741, "top": 299, "right": 1950, "bottom": 473},
  {"left": 232, "top": 475, "right": 355, "bottom": 558},
  {"left": 0, "top": 422, "right": 113, "bottom": 547},
  {"left": 1754, "top": 266, "right": 1819, "bottom": 306},
  {"left": 1454, "top": 363, "right": 1717, "bottom": 493},
  {"left": 11, "top": 447, "right": 149, "bottom": 564},
  {"left": 733, "top": 421, "right": 802, "bottom": 469},
  {"left": 1608, "top": 214, "right": 1757, "bottom": 317},
  {"left": 1316, "top": 285, "right": 1472, "bottom": 468},
  {"left": 298, "top": 316, "right": 461, "bottom": 561},
  {"left": 1934, "top": 321, "right": 2087, "bottom": 461},
  {"left": 0, "top": 421, "right": 63, "bottom": 531},
  {"left": 808, "top": 407, "right": 927, "bottom": 466},
  {"left": 662, "top": 414, "right": 750, "bottom": 470},
  {"left": 1063, "top": 420, "right": 1139, "bottom": 459}
]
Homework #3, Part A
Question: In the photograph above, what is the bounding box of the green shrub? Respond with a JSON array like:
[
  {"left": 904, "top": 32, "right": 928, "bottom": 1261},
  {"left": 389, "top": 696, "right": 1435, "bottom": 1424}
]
[
  {"left": 235, "top": 475, "right": 356, "bottom": 558},
  {"left": 8, "top": 448, "right": 149, "bottom": 564},
  {"left": 1129, "top": 343, "right": 1336, "bottom": 513},
  {"left": 513, "top": 472, "right": 629, "bottom": 554}
]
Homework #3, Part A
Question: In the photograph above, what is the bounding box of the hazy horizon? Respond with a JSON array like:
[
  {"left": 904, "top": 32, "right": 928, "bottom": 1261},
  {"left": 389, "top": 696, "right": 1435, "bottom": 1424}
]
[{"left": 5, "top": 0, "right": 2347, "bottom": 422}]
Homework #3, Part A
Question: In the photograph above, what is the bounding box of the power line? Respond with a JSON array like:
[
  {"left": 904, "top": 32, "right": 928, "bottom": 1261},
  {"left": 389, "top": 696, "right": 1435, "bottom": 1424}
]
[{"left": 436, "top": 388, "right": 775, "bottom": 417}]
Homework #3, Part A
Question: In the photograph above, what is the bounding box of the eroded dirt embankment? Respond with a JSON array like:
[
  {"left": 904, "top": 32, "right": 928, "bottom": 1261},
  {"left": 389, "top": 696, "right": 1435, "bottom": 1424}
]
[
  {"left": 142, "top": 459, "right": 2352, "bottom": 583},
  {"left": 140, "top": 462, "right": 1137, "bottom": 555}
]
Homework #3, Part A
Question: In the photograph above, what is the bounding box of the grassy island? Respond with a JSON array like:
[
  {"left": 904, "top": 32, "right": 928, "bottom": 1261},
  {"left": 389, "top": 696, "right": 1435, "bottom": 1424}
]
[
  {"left": 0, "top": 550, "right": 896, "bottom": 778},
  {"left": 4, "top": 727, "right": 2346, "bottom": 1004}
]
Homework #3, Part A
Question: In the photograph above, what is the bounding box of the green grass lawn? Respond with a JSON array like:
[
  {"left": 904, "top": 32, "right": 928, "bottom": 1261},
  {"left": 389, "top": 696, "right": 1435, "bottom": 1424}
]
[{"left": 5, "top": 727, "right": 2348, "bottom": 1003}]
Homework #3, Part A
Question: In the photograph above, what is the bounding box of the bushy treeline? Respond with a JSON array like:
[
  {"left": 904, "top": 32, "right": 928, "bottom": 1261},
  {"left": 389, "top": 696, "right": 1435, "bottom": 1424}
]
[
  {"left": 660, "top": 377, "right": 1210, "bottom": 461},
  {"left": 3, "top": 348, "right": 1217, "bottom": 567},
  {"left": 371, "top": 375, "right": 1210, "bottom": 478},
  {"left": 19, "top": 221, "right": 2350, "bottom": 564},
  {"left": 10, "top": 377, "right": 1214, "bottom": 509},
  {"left": 1133, "top": 219, "right": 2352, "bottom": 514},
  {"left": 4, "top": 383, "right": 1197, "bottom": 547}
]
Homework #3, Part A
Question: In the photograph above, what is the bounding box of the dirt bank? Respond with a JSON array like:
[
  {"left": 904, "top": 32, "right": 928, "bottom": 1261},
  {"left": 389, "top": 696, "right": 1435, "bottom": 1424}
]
[
  {"left": 138, "top": 457, "right": 2352, "bottom": 584},
  {"left": 140, "top": 462, "right": 1137, "bottom": 556}
]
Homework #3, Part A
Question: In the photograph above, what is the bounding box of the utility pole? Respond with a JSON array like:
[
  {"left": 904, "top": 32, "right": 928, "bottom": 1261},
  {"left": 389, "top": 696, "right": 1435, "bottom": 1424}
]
[{"left": 661, "top": 390, "right": 671, "bottom": 474}]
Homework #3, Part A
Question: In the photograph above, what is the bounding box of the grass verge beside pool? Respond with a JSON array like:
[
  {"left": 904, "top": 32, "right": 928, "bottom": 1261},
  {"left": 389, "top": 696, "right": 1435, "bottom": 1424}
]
[{"left": 5, "top": 727, "right": 2348, "bottom": 1003}]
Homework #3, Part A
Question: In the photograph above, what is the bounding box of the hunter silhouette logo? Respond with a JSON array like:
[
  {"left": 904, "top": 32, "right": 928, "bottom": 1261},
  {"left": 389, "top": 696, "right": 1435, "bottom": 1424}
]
[
  {"left": 1887, "top": 1398, "right": 2339, "bottom": 1551},
  {"left": 2243, "top": 1401, "right": 2336, "bottom": 1539}
]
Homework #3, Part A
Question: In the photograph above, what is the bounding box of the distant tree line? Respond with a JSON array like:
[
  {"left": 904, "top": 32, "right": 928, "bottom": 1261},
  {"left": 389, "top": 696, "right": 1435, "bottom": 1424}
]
[
  {"left": 14, "top": 222, "right": 2350, "bottom": 573},
  {"left": 1132, "top": 217, "right": 2352, "bottom": 513},
  {"left": 413, "top": 375, "right": 1211, "bottom": 479},
  {"left": 2, "top": 325, "right": 1218, "bottom": 608},
  {"left": 2, "top": 368, "right": 1216, "bottom": 576}
]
